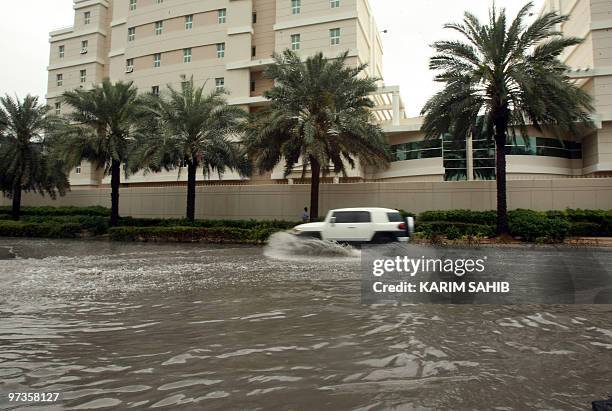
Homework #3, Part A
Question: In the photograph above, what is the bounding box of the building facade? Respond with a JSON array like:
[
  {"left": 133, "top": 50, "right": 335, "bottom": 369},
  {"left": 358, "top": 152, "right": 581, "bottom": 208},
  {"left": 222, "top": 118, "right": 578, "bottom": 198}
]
[{"left": 47, "top": 0, "right": 612, "bottom": 188}]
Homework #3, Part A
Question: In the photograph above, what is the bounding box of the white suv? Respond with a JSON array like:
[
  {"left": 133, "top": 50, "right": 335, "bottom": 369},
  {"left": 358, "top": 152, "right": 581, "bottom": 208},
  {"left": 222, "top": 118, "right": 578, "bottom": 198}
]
[{"left": 291, "top": 207, "right": 414, "bottom": 244}]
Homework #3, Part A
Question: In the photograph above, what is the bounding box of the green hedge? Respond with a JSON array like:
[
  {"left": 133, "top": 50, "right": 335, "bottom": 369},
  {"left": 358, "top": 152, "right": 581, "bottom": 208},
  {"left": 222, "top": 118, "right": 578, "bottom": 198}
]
[
  {"left": 108, "top": 226, "right": 277, "bottom": 244},
  {"left": 117, "top": 217, "right": 297, "bottom": 231},
  {"left": 0, "top": 221, "right": 82, "bottom": 238},
  {"left": 418, "top": 210, "right": 498, "bottom": 226},
  {"left": 416, "top": 221, "right": 496, "bottom": 239},
  {"left": 0, "top": 206, "right": 110, "bottom": 217},
  {"left": 508, "top": 209, "right": 570, "bottom": 242}
]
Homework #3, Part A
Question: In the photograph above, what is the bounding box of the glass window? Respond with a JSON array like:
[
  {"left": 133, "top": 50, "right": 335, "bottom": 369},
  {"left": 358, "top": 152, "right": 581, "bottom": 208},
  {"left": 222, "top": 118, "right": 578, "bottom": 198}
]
[
  {"left": 59, "top": 45, "right": 65, "bottom": 58},
  {"left": 54, "top": 102, "right": 61, "bottom": 116},
  {"left": 291, "top": 34, "right": 300, "bottom": 50},
  {"left": 291, "top": 0, "right": 301, "bottom": 14},
  {"left": 156, "top": 0, "right": 163, "bottom": 3},
  {"left": 185, "top": 15, "right": 193, "bottom": 30},
  {"left": 84, "top": 11, "right": 91, "bottom": 24},
  {"left": 128, "top": 27, "right": 135, "bottom": 41},
  {"left": 126, "top": 58, "right": 134, "bottom": 72},
  {"left": 330, "top": 0, "right": 340, "bottom": 8},
  {"left": 218, "top": 9, "right": 226, "bottom": 24},
  {"left": 80, "top": 69, "right": 87, "bottom": 83},
  {"left": 129, "top": 0, "right": 137, "bottom": 11},
  {"left": 215, "top": 77, "right": 225, "bottom": 91},
  {"left": 155, "top": 21, "right": 163, "bottom": 35},
  {"left": 330, "top": 28, "right": 341, "bottom": 45},
  {"left": 151, "top": 86, "right": 159, "bottom": 96},
  {"left": 75, "top": 162, "right": 82, "bottom": 174},
  {"left": 252, "top": 46, "right": 256, "bottom": 57},
  {"left": 387, "top": 212, "right": 403, "bottom": 223},
  {"left": 81, "top": 40, "right": 88, "bottom": 53},
  {"left": 56, "top": 74, "right": 63, "bottom": 87},
  {"left": 153, "top": 53, "right": 161, "bottom": 67},
  {"left": 183, "top": 48, "right": 192, "bottom": 63},
  {"left": 252, "top": 12, "right": 257, "bottom": 23},
  {"left": 216, "top": 43, "right": 225, "bottom": 58},
  {"left": 332, "top": 211, "right": 371, "bottom": 223}
]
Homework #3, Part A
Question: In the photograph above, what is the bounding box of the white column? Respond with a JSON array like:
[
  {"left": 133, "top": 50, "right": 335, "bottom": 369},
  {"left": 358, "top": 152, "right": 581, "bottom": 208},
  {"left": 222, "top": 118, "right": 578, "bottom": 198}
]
[
  {"left": 466, "top": 133, "right": 474, "bottom": 181},
  {"left": 392, "top": 91, "right": 400, "bottom": 126}
]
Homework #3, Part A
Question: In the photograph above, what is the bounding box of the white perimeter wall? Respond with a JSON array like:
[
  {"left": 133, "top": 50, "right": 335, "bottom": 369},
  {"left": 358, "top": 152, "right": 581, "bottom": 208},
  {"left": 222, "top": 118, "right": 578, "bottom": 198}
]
[{"left": 2, "top": 179, "right": 612, "bottom": 220}]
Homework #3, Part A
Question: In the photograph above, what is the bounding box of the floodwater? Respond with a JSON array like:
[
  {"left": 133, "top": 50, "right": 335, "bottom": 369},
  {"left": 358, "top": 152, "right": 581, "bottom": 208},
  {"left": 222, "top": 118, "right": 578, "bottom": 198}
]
[{"left": 0, "top": 235, "right": 611, "bottom": 410}]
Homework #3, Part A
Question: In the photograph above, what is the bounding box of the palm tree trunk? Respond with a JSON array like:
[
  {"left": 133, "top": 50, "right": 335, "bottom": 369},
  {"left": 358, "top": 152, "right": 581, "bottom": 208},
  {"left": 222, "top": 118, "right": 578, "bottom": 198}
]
[
  {"left": 11, "top": 184, "right": 22, "bottom": 221},
  {"left": 110, "top": 159, "right": 121, "bottom": 227},
  {"left": 309, "top": 157, "right": 321, "bottom": 221},
  {"left": 495, "top": 130, "right": 509, "bottom": 235},
  {"left": 186, "top": 160, "right": 198, "bottom": 221}
]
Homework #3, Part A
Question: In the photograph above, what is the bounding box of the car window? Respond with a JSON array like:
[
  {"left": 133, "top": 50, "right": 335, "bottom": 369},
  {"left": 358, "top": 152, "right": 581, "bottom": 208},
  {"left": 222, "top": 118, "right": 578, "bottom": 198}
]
[
  {"left": 387, "top": 212, "right": 403, "bottom": 222},
  {"left": 332, "top": 211, "right": 371, "bottom": 223}
]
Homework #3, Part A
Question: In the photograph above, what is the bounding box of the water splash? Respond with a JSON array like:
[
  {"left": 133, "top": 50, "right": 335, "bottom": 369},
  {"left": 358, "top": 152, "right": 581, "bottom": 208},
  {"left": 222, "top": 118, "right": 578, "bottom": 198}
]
[{"left": 264, "top": 232, "right": 360, "bottom": 261}]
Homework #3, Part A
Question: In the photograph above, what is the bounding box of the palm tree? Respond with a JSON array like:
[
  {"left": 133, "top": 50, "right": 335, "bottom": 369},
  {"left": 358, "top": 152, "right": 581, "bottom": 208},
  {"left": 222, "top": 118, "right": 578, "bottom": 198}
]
[
  {"left": 132, "top": 79, "right": 250, "bottom": 221},
  {"left": 0, "top": 95, "right": 69, "bottom": 220},
  {"left": 54, "top": 79, "right": 142, "bottom": 226},
  {"left": 245, "top": 50, "right": 390, "bottom": 220},
  {"left": 421, "top": 2, "right": 594, "bottom": 235}
]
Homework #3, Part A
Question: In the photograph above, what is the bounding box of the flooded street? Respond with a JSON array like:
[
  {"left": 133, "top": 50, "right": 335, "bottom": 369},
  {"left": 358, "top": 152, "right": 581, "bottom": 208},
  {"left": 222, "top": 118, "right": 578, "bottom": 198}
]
[{"left": 0, "top": 238, "right": 611, "bottom": 410}]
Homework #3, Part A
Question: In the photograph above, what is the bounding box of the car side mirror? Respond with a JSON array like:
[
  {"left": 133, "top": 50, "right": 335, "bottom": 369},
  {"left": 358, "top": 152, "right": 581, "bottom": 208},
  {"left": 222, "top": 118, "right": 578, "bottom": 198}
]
[{"left": 330, "top": 217, "right": 336, "bottom": 225}]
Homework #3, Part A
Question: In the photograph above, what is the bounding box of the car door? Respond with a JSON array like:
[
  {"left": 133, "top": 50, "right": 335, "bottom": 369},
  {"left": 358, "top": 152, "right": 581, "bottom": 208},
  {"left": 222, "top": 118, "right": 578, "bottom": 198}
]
[{"left": 327, "top": 211, "right": 372, "bottom": 242}]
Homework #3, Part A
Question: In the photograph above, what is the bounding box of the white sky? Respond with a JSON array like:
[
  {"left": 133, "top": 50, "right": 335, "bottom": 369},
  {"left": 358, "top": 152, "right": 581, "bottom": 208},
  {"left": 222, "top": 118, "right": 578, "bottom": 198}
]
[{"left": 0, "top": 0, "right": 544, "bottom": 117}]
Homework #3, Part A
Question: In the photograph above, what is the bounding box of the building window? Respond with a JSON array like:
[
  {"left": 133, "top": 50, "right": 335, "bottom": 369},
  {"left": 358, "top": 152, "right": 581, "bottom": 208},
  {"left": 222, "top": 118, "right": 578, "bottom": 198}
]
[
  {"left": 126, "top": 58, "right": 134, "bottom": 72},
  {"left": 185, "top": 15, "right": 193, "bottom": 30},
  {"left": 291, "top": 34, "right": 301, "bottom": 50},
  {"left": 216, "top": 43, "right": 225, "bottom": 58},
  {"left": 56, "top": 74, "right": 63, "bottom": 87},
  {"left": 81, "top": 40, "right": 88, "bottom": 54},
  {"left": 75, "top": 162, "right": 82, "bottom": 174},
  {"left": 153, "top": 53, "right": 161, "bottom": 67},
  {"left": 151, "top": 86, "right": 159, "bottom": 96},
  {"left": 218, "top": 9, "right": 227, "bottom": 24},
  {"left": 84, "top": 11, "right": 91, "bottom": 24},
  {"left": 155, "top": 21, "right": 163, "bottom": 35},
  {"left": 59, "top": 45, "right": 65, "bottom": 58},
  {"left": 330, "top": 0, "right": 340, "bottom": 8},
  {"left": 54, "top": 102, "right": 61, "bottom": 115},
  {"left": 80, "top": 69, "right": 87, "bottom": 83},
  {"left": 156, "top": 0, "right": 163, "bottom": 3},
  {"left": 292, "top": 0, "right": 301, "bottom": 15},
  {"left": 330, "top": 28, "right": 341, "bottom": 45},
  {"left": 251, "top": 46, "right": 256, "bottom": 57},
  {"left": 215, "top": 77, "right": 225, "bottom": 91},
  {"left": 250, "top": 80, "right": 256, "bottom": 92},
  {"left": 128, "top": 27, "right": 135, "bottom": 41},
  {"left": 129, "top": 0, "right": 137, "bottom": 11},
  {"left": 252, "top": 12, "right": 257, "bottom": 23},
  {"left": 183, "top": 48, "right": 192, "bottom": 63}
]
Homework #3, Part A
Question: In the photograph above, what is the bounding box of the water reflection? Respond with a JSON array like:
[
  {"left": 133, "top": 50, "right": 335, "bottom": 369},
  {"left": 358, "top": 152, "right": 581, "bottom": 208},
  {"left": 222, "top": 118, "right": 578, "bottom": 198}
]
[{"left": 0, "top": 238, "right": 611, "bottom": 410}]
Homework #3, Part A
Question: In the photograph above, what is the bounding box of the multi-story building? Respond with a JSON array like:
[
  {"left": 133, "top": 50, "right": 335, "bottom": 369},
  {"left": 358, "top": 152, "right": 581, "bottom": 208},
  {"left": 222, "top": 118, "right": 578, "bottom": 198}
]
[{"left": 47, "top": 0, "right": 612, "bottom": 187}]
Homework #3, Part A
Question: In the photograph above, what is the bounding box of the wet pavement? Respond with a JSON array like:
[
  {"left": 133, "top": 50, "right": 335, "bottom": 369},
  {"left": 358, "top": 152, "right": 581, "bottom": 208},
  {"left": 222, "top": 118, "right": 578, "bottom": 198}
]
[{"left": 0, "top": 236, "right": 611, "bottom": 410}]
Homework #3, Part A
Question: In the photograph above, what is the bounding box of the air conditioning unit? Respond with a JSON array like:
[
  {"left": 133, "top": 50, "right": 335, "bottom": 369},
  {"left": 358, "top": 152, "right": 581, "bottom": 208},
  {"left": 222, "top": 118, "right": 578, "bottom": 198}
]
[
  {"left": 125, "top": 66, "right": 134, "bottom": 73},
  {"left": 80, "top": 48, "right": 88, "bottom": 54}
]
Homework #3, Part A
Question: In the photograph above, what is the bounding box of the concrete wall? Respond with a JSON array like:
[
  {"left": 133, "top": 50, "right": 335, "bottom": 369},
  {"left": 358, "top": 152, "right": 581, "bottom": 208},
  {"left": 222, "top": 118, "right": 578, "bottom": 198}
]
[{"left": 4, "top": 178, "right": 612, "bottom": 220}]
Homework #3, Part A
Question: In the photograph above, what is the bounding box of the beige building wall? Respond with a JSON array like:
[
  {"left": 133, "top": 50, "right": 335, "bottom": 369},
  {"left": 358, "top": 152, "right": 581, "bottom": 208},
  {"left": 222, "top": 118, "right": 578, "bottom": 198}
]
[{"left": 7, "top": 178, "right": 612, "bottom": 220}]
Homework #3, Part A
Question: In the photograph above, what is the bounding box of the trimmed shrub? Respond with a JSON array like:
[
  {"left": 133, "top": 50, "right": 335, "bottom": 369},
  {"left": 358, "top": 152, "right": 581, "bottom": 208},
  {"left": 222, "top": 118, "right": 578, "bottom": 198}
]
[
  {"left": 117, "top": 217, "right": 297, "bottom": 231},
  {"left": 22, "top": 215, "right": 109, "bottom": 235},
  {"left": 398, "top": 209, "right": 417, "bottom": 219},
  {"left": 0, "top": 221, "right": 82, "bottom": 238},
  {"left": 416, "top": 221, "right": 496, "bottom": 238},
  {"left": 569, "top": 222, "right": 603, "bottom": 237},
  {"left": 108, "top": 226, "right": 257, "bottom": 243},
  {"left": 0, "top": 206, "right": 110, "bottom": 217},
  {"left": 418, "top": 210, "right": 498, "bottom": 226},
  {"left": 508, "top": 209, "right": 570, "bottom": 242}
]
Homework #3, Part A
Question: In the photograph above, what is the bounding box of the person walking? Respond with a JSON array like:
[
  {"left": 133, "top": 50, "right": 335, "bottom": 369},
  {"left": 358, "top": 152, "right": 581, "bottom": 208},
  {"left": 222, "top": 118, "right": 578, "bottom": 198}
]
[{"left": 301, "top": 207, "right": 310, "bottom": 223}]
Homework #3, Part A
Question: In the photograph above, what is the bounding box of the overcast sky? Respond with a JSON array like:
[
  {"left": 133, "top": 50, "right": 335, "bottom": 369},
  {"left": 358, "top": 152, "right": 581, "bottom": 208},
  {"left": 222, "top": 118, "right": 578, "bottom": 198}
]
[{"left": 0, "top": 0, "right": 544, "bottom": 117}]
